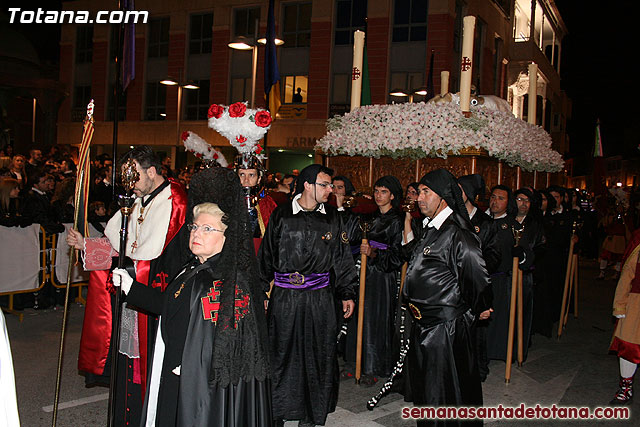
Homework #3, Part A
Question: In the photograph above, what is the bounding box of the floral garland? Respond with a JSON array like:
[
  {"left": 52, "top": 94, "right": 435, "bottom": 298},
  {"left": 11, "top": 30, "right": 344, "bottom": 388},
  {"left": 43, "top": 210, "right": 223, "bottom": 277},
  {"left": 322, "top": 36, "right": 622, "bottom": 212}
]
[
  {"left": 316, "top": 102, "right": 564, "bottom": 172},
  {"left": 207, "top": 102, "right": 272, "bottom": 157}
]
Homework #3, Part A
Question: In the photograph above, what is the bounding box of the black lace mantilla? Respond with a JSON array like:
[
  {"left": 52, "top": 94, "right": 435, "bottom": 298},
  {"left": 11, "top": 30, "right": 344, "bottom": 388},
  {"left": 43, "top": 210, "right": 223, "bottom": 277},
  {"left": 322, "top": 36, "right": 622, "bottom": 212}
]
[{"left": 188, "top": 167, "right": 270, "bottom": 387}]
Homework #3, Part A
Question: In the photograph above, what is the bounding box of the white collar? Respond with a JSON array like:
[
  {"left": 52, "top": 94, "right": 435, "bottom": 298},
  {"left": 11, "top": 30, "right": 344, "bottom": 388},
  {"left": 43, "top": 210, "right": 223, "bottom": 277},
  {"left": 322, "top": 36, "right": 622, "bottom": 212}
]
[
  {"left": 552, "top": 205, "right": 564, "bottom": 215},
  {"left": 424, "top": 205, "right": 453, "bottom": 230},
  {"left": 489, "top": 210, "right": 507, "bottom": 219},
  {"left": 468, "top": 206, "right": 477, "bottom": 220},
  {"left": 292, "top": 193, "right": 326, "bottom": 215}
]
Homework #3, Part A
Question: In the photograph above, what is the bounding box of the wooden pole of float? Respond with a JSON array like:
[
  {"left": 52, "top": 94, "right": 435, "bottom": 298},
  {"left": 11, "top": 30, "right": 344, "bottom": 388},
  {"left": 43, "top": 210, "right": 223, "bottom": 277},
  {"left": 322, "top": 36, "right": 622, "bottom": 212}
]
[
  {"left": 558, "top": 222, "right": 577, "bottom": 338},
  {"left": 459, "top": 16, "right": 476, "bottom": 118},
  {"left": 517, "top": 269, "right": 524, "bottom": 366},
  {"left": 573, "top": 254, "right": 579, "bottom": 318},
  {"left": 506, "top": 227, "right": 524, "bottom": 383},
  {"left": 355, "top": 220, "right": 370, "bottom": 383}
]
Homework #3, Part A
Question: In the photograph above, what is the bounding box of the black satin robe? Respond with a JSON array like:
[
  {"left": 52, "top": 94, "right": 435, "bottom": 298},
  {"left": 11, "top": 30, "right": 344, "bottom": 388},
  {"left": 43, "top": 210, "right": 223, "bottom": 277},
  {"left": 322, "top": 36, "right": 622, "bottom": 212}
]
[
  {"left": 258, "top": 202, "right": 357, "bottom": 425},
  {"left": 402, "top": 212, "right": 490, "bottom": 425},
  {"left": 487, "top": 214, "right": 545, "bottom": 361},
  {"left": 127, "top": 255, "right": 272, "bottom": 427},
  {"left": 485, "top": 215, "right": 538, "bottom": 362},
  {"left": 544, "top": 210, "right": 573, "bottom": 322},
  {"left": 344, "top": 208, "right": 404, "bottom": 377},
  {"left": 468, "top": 208, "right": 495, "bottom": 381}
]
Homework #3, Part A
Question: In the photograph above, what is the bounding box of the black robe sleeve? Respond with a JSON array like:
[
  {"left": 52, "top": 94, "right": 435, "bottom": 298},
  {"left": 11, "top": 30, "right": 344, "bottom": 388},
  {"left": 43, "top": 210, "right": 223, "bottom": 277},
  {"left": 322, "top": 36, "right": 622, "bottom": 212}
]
[
  {"left": 453, "top": 226, "right": 492, "bottom": 315},
  {"left": 126, "top": 281, "right": 164, "bottom": 315}
]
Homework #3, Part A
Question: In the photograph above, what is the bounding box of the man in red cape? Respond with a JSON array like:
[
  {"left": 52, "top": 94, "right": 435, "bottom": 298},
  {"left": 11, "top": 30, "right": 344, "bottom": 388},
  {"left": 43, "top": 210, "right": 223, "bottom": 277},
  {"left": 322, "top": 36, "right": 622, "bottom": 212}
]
[{"left": 68, "top": 146, "right": 190, "bottom": 426}]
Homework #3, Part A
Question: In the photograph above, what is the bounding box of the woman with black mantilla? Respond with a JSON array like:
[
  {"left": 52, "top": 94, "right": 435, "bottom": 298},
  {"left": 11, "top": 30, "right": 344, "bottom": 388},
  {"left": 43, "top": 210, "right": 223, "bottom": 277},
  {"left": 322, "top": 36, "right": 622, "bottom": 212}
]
[{"left": 112, "top": 167, "right": 271, "bottom": 426}]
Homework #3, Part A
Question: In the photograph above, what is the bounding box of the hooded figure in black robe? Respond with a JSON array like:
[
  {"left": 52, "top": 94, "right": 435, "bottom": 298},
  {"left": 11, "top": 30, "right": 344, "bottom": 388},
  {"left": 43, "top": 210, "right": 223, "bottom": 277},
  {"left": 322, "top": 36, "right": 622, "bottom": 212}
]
[
  {"left": 259, "top": 164, "right": 357, "bottom": 426},
  {"left": 343, "top": 175, "right": 405, "bottom": 381},
  {"left": 122, "top": 167, "right": 271, "bottom": 426},
  {"left": 402, "top": 169, "right": 491, "bottom": 426},
  {"left": 457, "top": 173, "right": 495, "bottom": 381}
]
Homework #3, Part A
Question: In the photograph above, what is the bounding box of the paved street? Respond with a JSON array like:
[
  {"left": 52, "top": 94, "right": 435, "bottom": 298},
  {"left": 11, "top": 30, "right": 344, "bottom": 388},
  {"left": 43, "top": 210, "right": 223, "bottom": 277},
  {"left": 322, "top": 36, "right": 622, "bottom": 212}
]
[{"left": 4, "top": 259, "right": 636, "bottom": 426}]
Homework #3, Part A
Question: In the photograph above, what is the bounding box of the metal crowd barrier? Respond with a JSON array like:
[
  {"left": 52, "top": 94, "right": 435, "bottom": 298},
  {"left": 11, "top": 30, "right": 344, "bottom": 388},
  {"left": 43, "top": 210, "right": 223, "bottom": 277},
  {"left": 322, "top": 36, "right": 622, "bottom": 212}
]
[{"left": 0, "top": 224, "right": 101, "bottom": 321}]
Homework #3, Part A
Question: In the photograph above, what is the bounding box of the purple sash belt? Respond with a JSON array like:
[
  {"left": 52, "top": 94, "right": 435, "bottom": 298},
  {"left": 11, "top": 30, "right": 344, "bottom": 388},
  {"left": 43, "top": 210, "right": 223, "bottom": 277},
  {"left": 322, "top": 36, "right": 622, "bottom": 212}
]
[
  {"left": 274, "top": 272, "right": 330, "bottom": 290},
  {"left": 351, "top": 240, "right": 389, "bottom": 254},
  {"left": 369, "top": 240, "right": 389, "bottom": 250}
]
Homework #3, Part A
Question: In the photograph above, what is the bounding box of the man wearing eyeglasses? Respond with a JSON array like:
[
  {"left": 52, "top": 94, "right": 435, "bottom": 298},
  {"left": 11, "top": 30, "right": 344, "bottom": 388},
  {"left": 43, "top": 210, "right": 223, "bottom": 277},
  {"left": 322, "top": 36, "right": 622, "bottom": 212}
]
[
  {"left": 259, "top": 164, "right": 356, "bottom": 427},
  {"left": 66, "top": 146, "right": 190, "bottom": 427}
]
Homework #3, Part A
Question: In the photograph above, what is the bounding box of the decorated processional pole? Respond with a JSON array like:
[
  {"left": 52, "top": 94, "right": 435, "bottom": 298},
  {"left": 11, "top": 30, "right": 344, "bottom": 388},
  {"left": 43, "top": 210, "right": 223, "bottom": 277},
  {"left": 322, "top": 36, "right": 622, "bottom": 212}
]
[{"left": 52, "top": 100, "right": 95, "bottom": 427}]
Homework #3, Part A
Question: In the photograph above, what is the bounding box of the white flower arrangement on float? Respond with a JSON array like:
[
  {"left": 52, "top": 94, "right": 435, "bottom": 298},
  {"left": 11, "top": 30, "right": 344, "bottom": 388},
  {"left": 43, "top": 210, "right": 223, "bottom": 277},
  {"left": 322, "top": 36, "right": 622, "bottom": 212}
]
[{"left": 317, "top": 102, "right": 564, "bottom": 172}]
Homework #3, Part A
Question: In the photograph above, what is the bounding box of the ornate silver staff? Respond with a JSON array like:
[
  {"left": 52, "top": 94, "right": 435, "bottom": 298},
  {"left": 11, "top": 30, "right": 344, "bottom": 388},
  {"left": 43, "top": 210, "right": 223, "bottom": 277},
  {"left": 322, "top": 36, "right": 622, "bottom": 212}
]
[{"left": 106, "top": 159, "right": 138, "bottom": 427}]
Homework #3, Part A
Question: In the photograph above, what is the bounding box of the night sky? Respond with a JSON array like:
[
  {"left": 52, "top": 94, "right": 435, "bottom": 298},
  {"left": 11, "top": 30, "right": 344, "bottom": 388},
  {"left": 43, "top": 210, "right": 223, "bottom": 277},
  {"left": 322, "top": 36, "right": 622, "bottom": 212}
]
[
  {"left": 4, "top": 1, "right": 637, "bottom": 173},
  {"left": 556, "top": 2, "right": 639, "bottom": 172}
]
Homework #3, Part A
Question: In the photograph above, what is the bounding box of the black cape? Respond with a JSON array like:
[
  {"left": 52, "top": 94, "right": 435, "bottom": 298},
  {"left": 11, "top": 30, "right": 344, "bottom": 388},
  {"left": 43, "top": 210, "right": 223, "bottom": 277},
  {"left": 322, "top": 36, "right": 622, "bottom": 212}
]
[
  {"left": 402, "top": 211, "right": 490, "bottom": 424},
  {"left": 127, "top": 253, "right": 271, "bottom": 427}
]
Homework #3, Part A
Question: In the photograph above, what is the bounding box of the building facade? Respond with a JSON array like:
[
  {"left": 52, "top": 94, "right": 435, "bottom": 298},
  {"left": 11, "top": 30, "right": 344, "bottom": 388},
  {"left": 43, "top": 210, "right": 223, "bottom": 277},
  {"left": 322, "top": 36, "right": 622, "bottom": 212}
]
[{"left": 56, "top": 0, "right": 570, "bottom": 172}]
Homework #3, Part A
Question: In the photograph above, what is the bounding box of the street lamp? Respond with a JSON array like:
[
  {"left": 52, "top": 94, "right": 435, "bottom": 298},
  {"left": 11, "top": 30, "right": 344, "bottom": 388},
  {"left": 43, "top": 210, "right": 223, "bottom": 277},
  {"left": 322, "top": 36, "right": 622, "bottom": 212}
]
[
  {"left": 228, "top": 33, "right": 284, "bottom": 109},
  {"left": 228, "top": 36, "right": 259, "bottom": 108},
  {"left": 160, "top": 75, "right": 199, "bottom": 152}
]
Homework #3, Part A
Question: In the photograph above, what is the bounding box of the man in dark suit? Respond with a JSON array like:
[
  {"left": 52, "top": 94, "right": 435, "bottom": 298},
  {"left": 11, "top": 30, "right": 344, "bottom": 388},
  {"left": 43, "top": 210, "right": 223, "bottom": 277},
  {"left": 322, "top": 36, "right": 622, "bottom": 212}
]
[{"left": 22, "top": 168, "right": 64, "bottom": 234}]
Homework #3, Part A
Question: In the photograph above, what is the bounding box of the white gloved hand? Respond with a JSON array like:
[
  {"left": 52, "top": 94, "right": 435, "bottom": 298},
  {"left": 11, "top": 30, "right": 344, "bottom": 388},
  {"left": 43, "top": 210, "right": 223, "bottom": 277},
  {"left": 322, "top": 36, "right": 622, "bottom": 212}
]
[
  {"left": 615, "top": 314, "right": 626, "bottom": 319},
  {"left": 112, "top": 268, "right": 134, "bottom": 295}
]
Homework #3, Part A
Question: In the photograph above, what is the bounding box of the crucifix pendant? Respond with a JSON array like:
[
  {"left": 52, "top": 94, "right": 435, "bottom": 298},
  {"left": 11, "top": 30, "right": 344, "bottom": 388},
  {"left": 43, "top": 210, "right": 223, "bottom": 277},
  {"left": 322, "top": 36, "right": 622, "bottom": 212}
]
[{"left": 131, "top": 241, "right": 138, "bottom": 252}]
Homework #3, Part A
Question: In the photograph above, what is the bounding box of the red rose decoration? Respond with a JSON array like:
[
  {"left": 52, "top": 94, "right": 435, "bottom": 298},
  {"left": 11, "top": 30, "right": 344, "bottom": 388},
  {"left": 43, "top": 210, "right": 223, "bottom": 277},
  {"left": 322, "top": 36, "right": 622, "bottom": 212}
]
[
  {"left": 208, "top": 104, "right": 224, "bottom": 119},
  {"left": 254, "top": 110, "right": 272, "bottom": 128},
  {"left": 256, "top": 144, "right": 263, "bottom": 154},
  {"left": 236, "top": 135, "right": 247, "bottom": 144},
  {"left": 228, "top": 102, "right": 247, "bottom": 118},
  {"left": 181, "top": 131, "right": 190, "bottom": 141}
]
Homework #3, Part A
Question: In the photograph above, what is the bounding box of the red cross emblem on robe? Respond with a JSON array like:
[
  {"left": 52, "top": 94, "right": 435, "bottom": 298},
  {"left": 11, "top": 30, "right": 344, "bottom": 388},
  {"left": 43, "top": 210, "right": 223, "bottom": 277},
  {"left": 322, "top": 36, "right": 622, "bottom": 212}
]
[{"left": 201, "top": 281, "right": 223, "bottom": 323}]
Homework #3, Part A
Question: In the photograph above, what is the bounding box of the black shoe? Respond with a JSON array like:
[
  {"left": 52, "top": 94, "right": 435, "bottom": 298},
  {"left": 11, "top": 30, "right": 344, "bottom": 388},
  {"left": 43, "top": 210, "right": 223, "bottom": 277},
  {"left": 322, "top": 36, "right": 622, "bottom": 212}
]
[
  {"left": 339, "top": 368, "right": 354, "bottom": 380},
  {"left": 359, "top": 374, "right": 378, "bottom": 387}
]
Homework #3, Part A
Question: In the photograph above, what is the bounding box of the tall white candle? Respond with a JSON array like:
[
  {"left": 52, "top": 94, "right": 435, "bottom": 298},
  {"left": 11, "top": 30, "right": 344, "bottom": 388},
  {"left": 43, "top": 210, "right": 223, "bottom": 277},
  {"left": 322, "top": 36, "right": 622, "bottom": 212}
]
[
  {"left": 440, "top": 71, "right": 450, "bottom": 96},
  {"left": 459, "top": 16, "right": 476, "bottom": 114},
  {"left": 528, "top": 63, "right": 538, "bottom": 124},
  {"left": 350, "top": 30, "right": 365, "bottom": 111}
]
